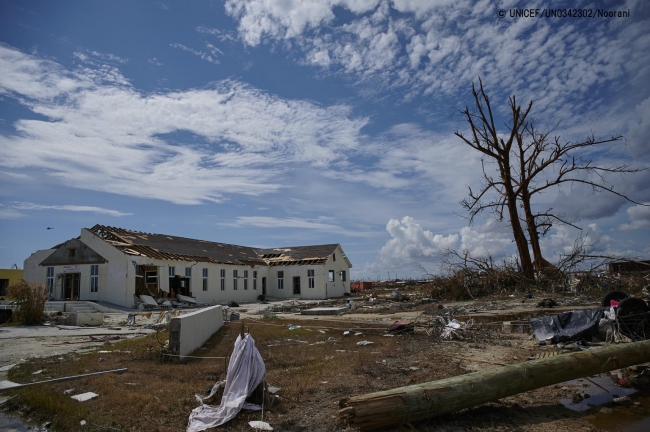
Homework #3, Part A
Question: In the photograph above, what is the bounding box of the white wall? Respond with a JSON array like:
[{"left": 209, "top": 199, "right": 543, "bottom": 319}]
[
  {"left": 169, "top": 305, "right": 224, "bottom": 357},
  {"left": 24, "top": 249, "right": 108, "bottom": 301},
  {"left": 80, "top": 229, "right": 131, "bottom": 307},
  {"left": 26, "top": 234, "right": 352, "bottom": 307},
  {"left": 23, "top": 249, "right": 55, "bottom": 284},
  {"left": 267, "top": 245, "right": 351, "bottom": 300},
  {"left": 320, "top": 245, "right": 351, "bottom": 298},
  {"left": 191, "top": 263, "right": 263, "bottom": 304}
]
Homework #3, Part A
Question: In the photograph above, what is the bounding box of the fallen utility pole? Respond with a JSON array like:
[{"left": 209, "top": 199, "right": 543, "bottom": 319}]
[
  {"left": 0, "top": 368, "right": 127, "bottom": 393},
  {"left": 339, "top": 340, "right": 650, "bottom": 431}
]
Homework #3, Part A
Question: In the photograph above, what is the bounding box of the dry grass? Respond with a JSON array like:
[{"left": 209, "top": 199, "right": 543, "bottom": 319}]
[
  {"left": 4, "top": 318, "right": 470, "bottom": 431},
  {"left": 7, "top": 280, "right": 48, "bottom": 325}
]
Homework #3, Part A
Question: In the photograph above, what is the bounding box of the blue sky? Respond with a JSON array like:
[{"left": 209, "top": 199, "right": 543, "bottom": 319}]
[{"left": 1, "top": 0, "right": 649, "bottom": 279}]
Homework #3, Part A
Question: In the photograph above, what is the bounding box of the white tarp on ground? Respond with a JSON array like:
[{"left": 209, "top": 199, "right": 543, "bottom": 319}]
[{"left": 187, "top": 334, "right": 266, "bottom": 432}]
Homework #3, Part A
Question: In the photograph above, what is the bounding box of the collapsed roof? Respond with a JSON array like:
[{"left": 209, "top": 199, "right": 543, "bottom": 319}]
[{"left": 87, "top": 224, "right": 349, "bottom": 267}]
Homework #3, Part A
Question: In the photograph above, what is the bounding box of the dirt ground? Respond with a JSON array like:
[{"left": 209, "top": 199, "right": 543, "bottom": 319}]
[{"left": 2, "top": 291, "right": 650, "bottom": 431}]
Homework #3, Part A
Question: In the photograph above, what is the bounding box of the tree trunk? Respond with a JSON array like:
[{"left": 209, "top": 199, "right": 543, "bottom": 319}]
[
  {"left": 501, "top": 157, "right": 534, "bottom": 279},
  {"left": 339, "top": 339, "right": 650, "bottom": 431},
  {"left": 520, "top": 188, "right": 544, "bottom": 268}
]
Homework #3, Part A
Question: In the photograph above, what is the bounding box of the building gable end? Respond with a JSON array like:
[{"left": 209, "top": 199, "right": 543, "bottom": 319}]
[{"left": 40, "top": 238, "right": 108, "bottom": 266}]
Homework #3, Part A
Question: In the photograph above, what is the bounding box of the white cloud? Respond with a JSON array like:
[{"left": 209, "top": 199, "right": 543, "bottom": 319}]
[
  {"left": 0, "top": 205, "right": 23, "bottom": 219},
  {"left": 378, "top": 216, "right": 458, "bottom": 268},
  {"left": 628, "top": 96, "right": 650, "bottom": 157},
  {"left": 225, "top": 0, "right": 379, "bottom": 46},
  {"left": 74, "top": 50, "right": 128, "bottom": 65},
  {"left": 170, "top": 43, "right": 221, "bottom": 64},
  {"left": 196, "top": 26, "right": 238, "bottom": 42},
  {"left": 0, "top": 45, "right": 368, "bottom": 205},
  {"left": 620, "top": 204, "right": 650, "bottom": 231},
  {"left": 224, "top": 0, "right": 650, "bottom": 117},
  {"left": 11, "top": 202, "right": 131, "bottom": 217},
  {"left": 459, "top": 222, "right": 513, "bottom": 259},
  {"left": 228, "top": 216, "right": 377, "bottom": 237}
]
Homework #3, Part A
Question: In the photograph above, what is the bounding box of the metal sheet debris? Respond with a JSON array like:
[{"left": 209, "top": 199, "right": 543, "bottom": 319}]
[{"left": 529, "top": 309, "right": 604, "bottom": 344}]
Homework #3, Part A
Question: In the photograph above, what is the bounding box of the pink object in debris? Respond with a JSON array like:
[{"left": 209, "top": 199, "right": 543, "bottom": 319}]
[{"left": 610, "top": 300, "right": 619, "bottom": 308}]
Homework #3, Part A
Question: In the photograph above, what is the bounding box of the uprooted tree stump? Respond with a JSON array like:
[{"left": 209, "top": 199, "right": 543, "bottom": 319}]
[{"left": 339, "top": 339, "right": 650, "bottom": 431}]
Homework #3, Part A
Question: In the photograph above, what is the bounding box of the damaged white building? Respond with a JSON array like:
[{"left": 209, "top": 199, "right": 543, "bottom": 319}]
[{"left": 23, "top": 225, "right": 352, "bottom": 308}]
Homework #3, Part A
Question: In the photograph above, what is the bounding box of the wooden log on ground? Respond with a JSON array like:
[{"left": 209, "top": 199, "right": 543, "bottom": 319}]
[{"left": 339, "top": 340, "right": 650, "bottom": 431}]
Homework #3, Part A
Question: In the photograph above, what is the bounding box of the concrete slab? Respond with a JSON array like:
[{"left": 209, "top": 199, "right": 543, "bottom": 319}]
[
  {"left": 65, "top": 312, "right": 105, "bottom": 326},
  {"left": 0, "top": 380, "right": 20, "bottom": 391},
  {"left": 176, "top": 294, "right": 197, "bottom": 305},
  {"left": 140, "top": 295, "right": 158, "bottom": 308},
  {"left": 169, "top": 305, "right": 223, "bottom": 357},
  {"left": 301, "top": 307, "right": 348, "bottom": 316},
  {"left": 71, "top": 392, "right": 98, "bottom": 402}
]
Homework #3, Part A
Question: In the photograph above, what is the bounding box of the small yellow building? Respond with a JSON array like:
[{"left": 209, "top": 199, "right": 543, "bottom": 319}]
[{"left": 0, "top": 268, "right": 24, "bottom": 296}]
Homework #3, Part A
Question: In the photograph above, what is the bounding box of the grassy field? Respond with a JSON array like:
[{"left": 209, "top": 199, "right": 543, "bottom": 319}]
[{"left": 4, "top": 317, "right": 473, "bottom": 431}]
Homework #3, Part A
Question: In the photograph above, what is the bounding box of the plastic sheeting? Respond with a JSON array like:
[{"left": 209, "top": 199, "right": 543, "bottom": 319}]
[
  {"left": 530, "top": 308, "right": 605, "bottom": 344},
  {"left": 187, "top": 334, "right": 266, "bottom": 432}
]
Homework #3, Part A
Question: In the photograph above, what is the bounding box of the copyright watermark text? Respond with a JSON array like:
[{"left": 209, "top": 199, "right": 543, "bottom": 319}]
[{"left": 497, "top": 8, "right": 630, "bottom": 19}]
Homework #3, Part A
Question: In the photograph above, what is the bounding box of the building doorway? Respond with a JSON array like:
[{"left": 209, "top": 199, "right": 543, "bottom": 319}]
[
  {"left": 293, "top": 276, "right": 301, "bottom": 295},
  {"left": 63, "top": 273, "right": 80, "bottom": 300},
  {"left": 170, "top": 275, "right": 191, "bottom": 298},
  {"left": 262, "top": 277, "right": 267, "bottom": 296}
]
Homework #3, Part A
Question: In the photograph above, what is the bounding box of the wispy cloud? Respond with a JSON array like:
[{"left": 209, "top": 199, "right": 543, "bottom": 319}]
[
  {"left": 0, "top": 205, "right": 23, "bottom": 219},
  {"left": 74, "top": 50, "right": 128, "bottom": 64},
  {"left": 170, "top": 43, "right": 221, "bottom": 65},
  {"left": 196, "top": 26, "right": 239, "bottom": 42},
  {"left": 0, "top": 45, "right": 368, "bottom": 206},
  {"left": 228, "top": 216, "right": 379, "bottom": 237},
  {"left": 12, "top": 202, "right": 131, "bottom": 217}
]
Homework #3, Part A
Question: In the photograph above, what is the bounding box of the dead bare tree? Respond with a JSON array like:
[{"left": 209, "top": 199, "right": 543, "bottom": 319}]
[
  {"left": 456, "top": 79, "right": 646, "bottom": 278},
  {"left": 455, "top": 79, "right": 535, "bottom": 278}
]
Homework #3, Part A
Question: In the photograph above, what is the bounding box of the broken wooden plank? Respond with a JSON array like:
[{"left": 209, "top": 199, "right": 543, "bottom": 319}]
[
  {"left": 339, "top": 340, "right": 650, "bottom": 431},
  {"left": 0, "top": 368, "right": 127, "bottom": 393}
]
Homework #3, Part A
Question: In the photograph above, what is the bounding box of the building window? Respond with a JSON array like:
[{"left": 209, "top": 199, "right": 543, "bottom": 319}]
[
  {"left": 253, "top": 271, "right": 257, "bottom": 290},
  {"left": 90, "top": 265, "right": 99, "bottom": 293},
  {"left": 244, "top": 270, "right": 248, "bottom": 290},
  {"left": 145, "top": 271, "right": 157, "bottom": 284},
  {"left": 185, "top": 267, "right": 191, "bottom": 277},
  {"left": 328, "top": 270, "right": 334, "bottom": 282},
  {"left": 340, "top": 270, "right": 346, "bottom": 282},
  {"left": 220, "top": 269, "right": 225, "bottom": 291},
  {"left": 68, "top": 248, "right": 76, "bottom": 258},
  {"left": 233, "top": 269, "right": 238, "bottom": 290},
  {"left": 277, "top": 271, "right": 284, "bottom": 290},
  {"left": 332, "top": 252, "right": 336, "bottom": 261},
  {"left": 169, "top": 266, "right": 175, "bottom": 277},
  {"left": 46, "top": 267, "right": 54, "bottom": 293},
  {"left": 134, "top": 265, "right": 142, "bottom": 277},
  {"left": 202, "top": 268, "right": 208, "bottom": 291},
  {"left": 308, "top": 269, "right": 315, "bottom": 288}
]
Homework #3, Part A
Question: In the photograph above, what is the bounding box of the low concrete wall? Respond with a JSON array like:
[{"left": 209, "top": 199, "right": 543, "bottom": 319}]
[
  {"left": 169, "top": 306, "right": 223, "bottom": 357},
  {"left": 65, "top": 312, "right": 105, "bottom": 326}
]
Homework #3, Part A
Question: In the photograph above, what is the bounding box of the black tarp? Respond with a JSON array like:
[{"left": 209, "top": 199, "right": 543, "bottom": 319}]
[{"left": 529, "top": 308, "right": 605, "bottom": 344}]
